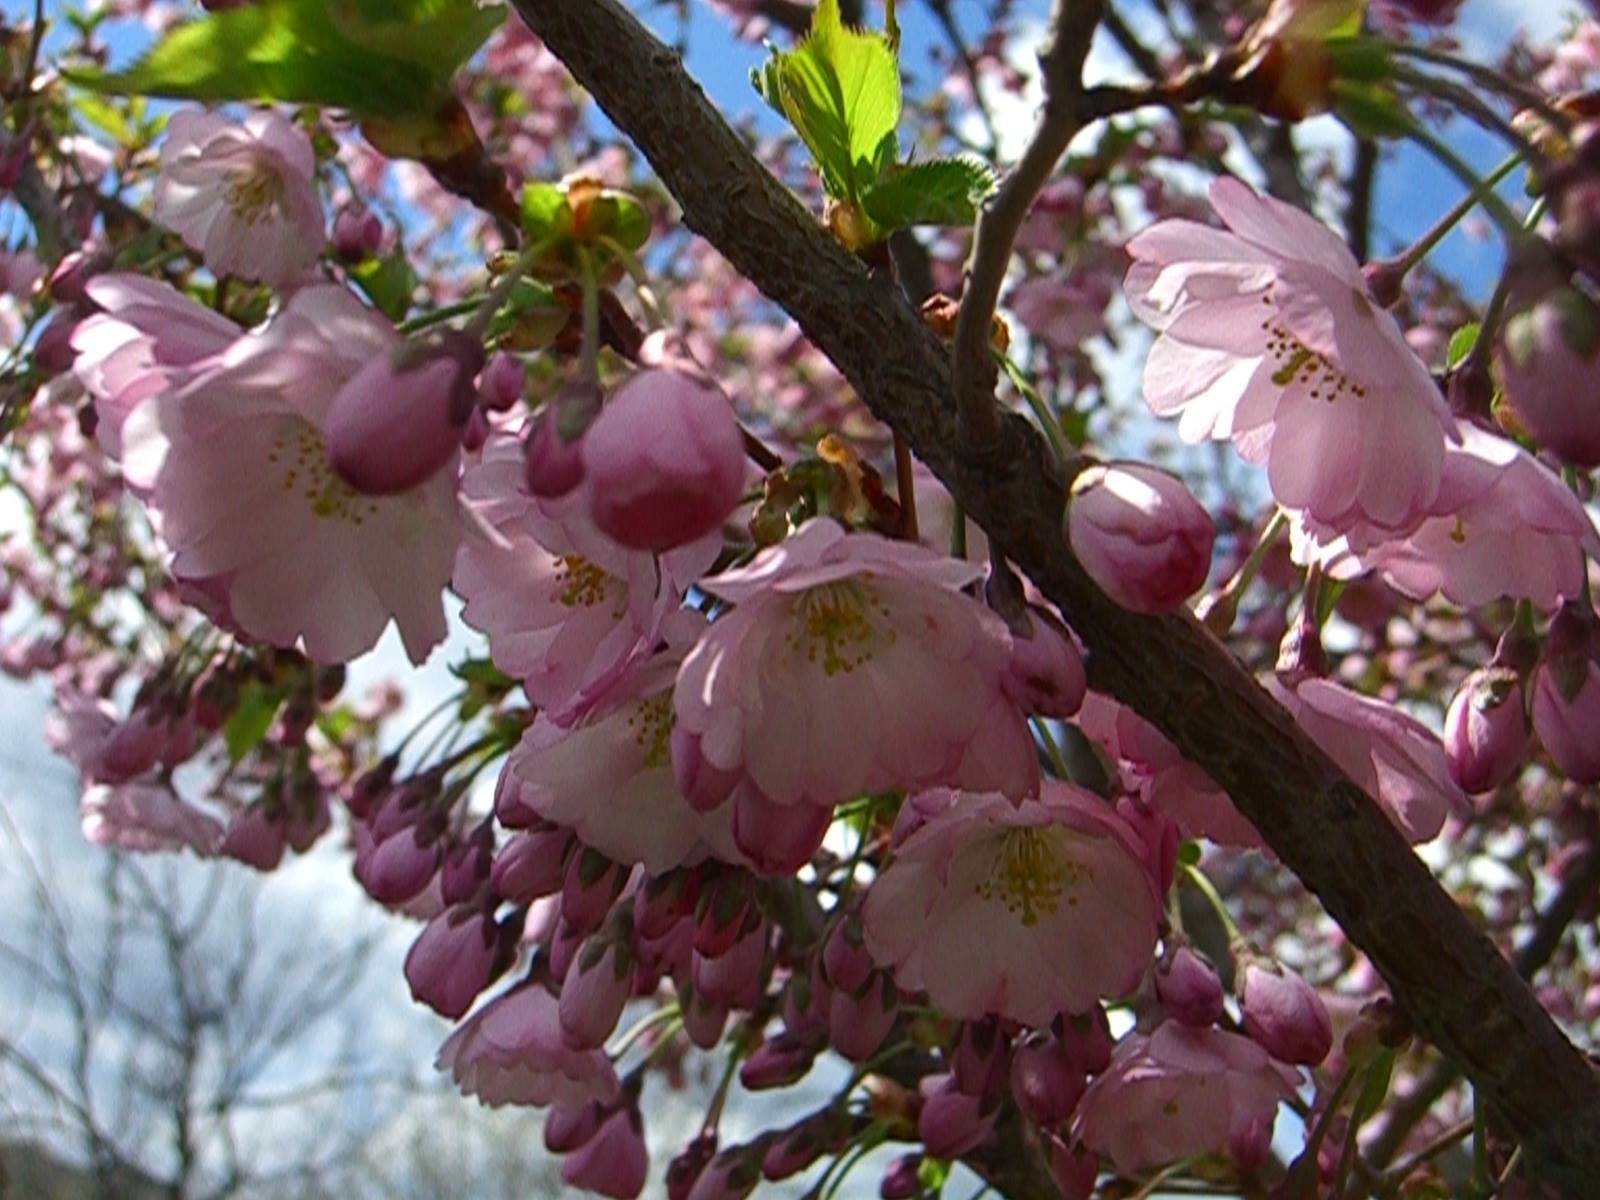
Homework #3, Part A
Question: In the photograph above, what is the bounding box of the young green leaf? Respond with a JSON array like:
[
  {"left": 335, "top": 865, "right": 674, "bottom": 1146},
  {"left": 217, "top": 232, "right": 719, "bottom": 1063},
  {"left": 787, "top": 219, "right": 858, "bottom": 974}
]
[
  {"left": 860, "top": 156, "right": 995, "bottom": 231},
  {"left": 223, "top": 682, "right": 285, "bottom": 764},
  {"left": 349, "top": 247, "right": 419, "bottom": 321},
  {"left": 71, "top": 0, "right": 502, "bottom": 118}
]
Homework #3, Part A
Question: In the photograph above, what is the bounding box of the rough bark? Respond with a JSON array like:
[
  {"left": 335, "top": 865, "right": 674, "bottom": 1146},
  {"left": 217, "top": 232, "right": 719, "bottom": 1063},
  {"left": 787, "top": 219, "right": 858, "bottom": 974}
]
[{"left": 509, "top": 0, "right": 1600, "bottom": 1191}]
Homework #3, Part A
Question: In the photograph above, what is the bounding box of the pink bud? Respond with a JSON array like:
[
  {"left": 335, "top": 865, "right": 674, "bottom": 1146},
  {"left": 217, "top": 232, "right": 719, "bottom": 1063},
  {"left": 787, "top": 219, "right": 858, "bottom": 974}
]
[
  {"left": 679, "top": 986, "right": 730, "bottom": 1050},
  {"left": 666, "top": 1133, "right": 718, "bottom": 1200},
  {"left": 1155, "top": 944, "right": 1225, "bottom": 1028},
  {"left": 1009, "top": 1036, "right": 1088, "bottom": 1126},
  {"left": 829, "top": 972, "right": 897, "bottom": 1062},
  {"left": 671, "top": 726, "right": 740, "bottom": 813},
  {"left": 560, "top": 935, "right": 633, "bottom": 1049},
  {"left": 1002, "top": 607, "right": 1087, "bottom": 719},
  {"left": 692, "top": 921, "right": 767, "bottom": 1008},
  {"left": 822, "top": 915, "right": 872, "bottom": 995},
  {"left": 404, "top": 905, "right": 498, "bottom": 1019},
  {"left": 739, "top": 1031, "right": 819, "bottom": 1091},
  {"left": 48, "top": 251, "right": 97, "bottom": 304},
  {"left": 781, "top": 961, "right": 831, "bottom": 1040},
  {"left": 326, "top": 334, "right": 482, "bottom": 495},
  {"left": 478, "top": 351, "right": 525, "bottom": 411},
  {"left": 686, "top": 1150, "right": 759, "bottom": 1200},
  {"left": 582, "top": 365, "right": 746, "bottom": 552},
  {"left": 560, "top": 1106, "right": 648, "bottom": 1199},
  {"left": 760, "top": 1118, "right": 836, "bottom": 1182},
  {"left": 1239, "top": 960, "right": 1333, "bottom": 1065},
  {"left": 879, "top": 1154, "right": 922, "bottom": 1199},
  {"left": 1497, "top": 287, "right": 1600, "bottom": 468},
  {"left": 693, "top": 875, "right": 756, "bottom": 959},
  {"left": 1067, "top": 462, "right": 1214, "bottom": 613},
  {"left": 561, "top": 846, "right": 628, "bottom": 934},
  {"left": 917, "top": 1074, "right": 997, "bottom": 1158},
  {"left": 948, "top": 1019, "right": 1009, "bottom": 1099},
  {"left": 1057, "top": 1007, "right": 1114, "bottom": 1075},
  {"left": 1444, "top": 666, "right": 1529, "bottom": 794},
  {"left": 440, "top": 824, "right": 493, "bottom": 907},
  {"left": 1532, "top": 606, "right": 1600, "bottom": 784},
  {"left": 219, "top": 805, "right": 287, "bottom": 871},
  {"left": 730, "top": 786, "right": 831, "bottom": 876},
  {"left": 332, "top": 205, "right": 383, "bottom": 262},
  {"left": 489, "top": 825, "right": 572, "bottom": 901},
  {"left": 1044, "top": 1136, "right": 1098, "bottom": 1200},
  {"left": 32, "top": 308, "right": 79, "bottom": 375},
  {"left": 544, "top": 1101, "right": 603, "bottom": 1153},
  {"left": 524, "top": 389, "right": 594, "bottom": 499},
  {"left": 359, "top": 826, "right": 442, "bottom": 904},
  {"left": 95, "top": 711, "right": 169, "bottom": 782}
]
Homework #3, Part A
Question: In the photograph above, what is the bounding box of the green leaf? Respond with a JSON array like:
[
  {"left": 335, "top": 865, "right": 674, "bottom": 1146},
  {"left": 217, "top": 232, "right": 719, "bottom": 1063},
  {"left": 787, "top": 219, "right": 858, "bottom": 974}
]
[
  {"left": 223, "top": 682, "right": 284, "bottom": 764},
  {"left": 1445, "top": 322, "right": 1481, "bottom": 370},
  {"left": 1332, "top": 79, "right": 1414, "bottom": 140},
  {"left": 349, "top": 246, "right": 418, "bottom": 321},
  {"left": 916, "top": 1157, "right": 951, "bottom": 1197},
  {"left": 519, "top": 182, "right": 572, "bottom": 243},
  {"left": 751, "top": 0, "right": 900, "bottom": 201},
  {"left": 71, "top": 0, "right": 502, "bottom": 118},
  {"left": 860, "top": 156, "right": 994, "bottom": 231}
]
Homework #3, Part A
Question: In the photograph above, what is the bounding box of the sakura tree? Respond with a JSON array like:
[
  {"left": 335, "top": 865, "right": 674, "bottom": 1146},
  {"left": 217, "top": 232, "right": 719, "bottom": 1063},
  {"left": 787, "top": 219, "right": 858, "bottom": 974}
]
[{"left": 4, "top": 0, "right": 1600, "bottom": 1196}]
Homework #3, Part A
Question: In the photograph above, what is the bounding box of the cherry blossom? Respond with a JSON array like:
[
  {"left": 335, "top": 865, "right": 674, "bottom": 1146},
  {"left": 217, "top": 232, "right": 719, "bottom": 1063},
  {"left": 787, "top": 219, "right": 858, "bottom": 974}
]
[
  {"left": 437, "top": 985, "right": 621, "bottom": 1109},
  {"left": 861, "top": 783, "right": 1161, "bottom": 1026},
  {"left": 118, "top": 284, "right": 458, "bottom": 664},
  {"left": 1126, "top": 177, "right": 1455, "bottom": 532},
  {"left": 153, "top": 108, "right": 325, "bottom": 288}
]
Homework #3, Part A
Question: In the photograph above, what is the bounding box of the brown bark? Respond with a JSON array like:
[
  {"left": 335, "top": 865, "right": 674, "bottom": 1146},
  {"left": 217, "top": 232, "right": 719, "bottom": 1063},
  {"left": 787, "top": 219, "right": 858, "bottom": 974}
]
[{"left": 508, "top": 1, "right": 1600, "bottom": 1191}]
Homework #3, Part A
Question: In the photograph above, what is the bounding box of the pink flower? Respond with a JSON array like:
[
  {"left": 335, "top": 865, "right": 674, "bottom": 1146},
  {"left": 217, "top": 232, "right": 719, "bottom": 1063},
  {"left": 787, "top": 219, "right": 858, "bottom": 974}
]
[
  {"left": 1265, "top": 676, "right": 1468, "bottom": 844},
  {"left": 456, "top": 428, "right": 715, "bottom": 720},
  {"left": 560, "top": 1106, "right": 648, "bottom": 1198},
  {"left": 1237, "top": 960, "right": 1333, "bottom": 1066},
  {"left": 436, "top": 985, "right": 621, "bottom": 1108},
  {"left": 120, "top": 285, "right": 458, "bottom": 664},
  {"left": 1444, "top": 666, "right": 1529, "bottom": 794},
  {"left": 1497, "top": 286, "right": 1600, "bottom": 468},
  {"left": 1075, "top": 1023, "right": 1301, "bottom": 1174},
  {"left": 1300, "top": 427, "right": 1600, "bottom": 612},
  {"left": 861, "top": 783, "right": 1160, "bottom": 1026},
  {"left": 1155, "top": 944, "right": 1225, "bottom": 1028},
  {"left": 80, "top": 781, "right": 225, "bottom": 856},
  {"left": 497, "top": 644, "right": 739, "bottom": 873},
  {"left": 1001, "top": 606, "right": 1087, "bottom": 719},
  {"left": 1007, "top": 271, "right": 1114, "bottom": 353},
  {"left": 559, "top": 935, "right": 633, "bottom": 1050},
  {"left": 406, "top": 906, "right": 500, "bottom": 1020},
  {"left": 1531, "top": 608, "right": 1600, "bottom": 785},
  {"left": 1126, "top": 177, "right": 1455, "bottom": 533},
  {"left": 70, "top": 274, "right": 237, "bottom": 457},
  {"left": 1075, "top": 691, "right": 1264, "bottom": 849},
  {"left": 1067, "top": 463, "right": 1215, "bottom": 613},
  {"left": 153, "top": 108, "right": 324, "bottom": 288},
  {"left": 672, "top": 520, "right": 1039, "bottom": 817}
]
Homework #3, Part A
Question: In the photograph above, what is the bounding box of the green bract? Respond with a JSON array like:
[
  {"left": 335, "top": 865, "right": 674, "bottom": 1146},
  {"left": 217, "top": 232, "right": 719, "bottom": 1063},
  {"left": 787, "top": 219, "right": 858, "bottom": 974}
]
[{"left": 518, "top": 180, "right": 651, "bottom": 283}]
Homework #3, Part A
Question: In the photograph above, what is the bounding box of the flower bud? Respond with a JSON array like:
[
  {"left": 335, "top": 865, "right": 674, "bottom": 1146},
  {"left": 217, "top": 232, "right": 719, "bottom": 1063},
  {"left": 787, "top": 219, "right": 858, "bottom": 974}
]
[
  {"left": 327, "top": 333, "right": 483, "bottom": 494},
  {"left": 948, "top": 1019, "right": 1009, "bottom": 1100},
  {"left": 1056, "top": 1007, "right": 1114, "bottom": 1075},
  {"left": 1154, "top": 943, "right": 1226, "bottom": 1028},
  {"left": 1532, "top": 600, "right": 1600, "bottom": 784},
  {"left": 560, "top": 935, "right": 633, "bottom": 1049},
  {"left": 490, "top": 824, "right": 572, "bottom": 902},
  {"left": 358, "top": 826, "right": 441, "bottom": 904},
  {"left": 477, "top": 350, "right": 525, "bottom": 412},
  {"left": 692, "top": 920, "right": 768, "bottom": 1009},
  {"left": 1045, "top": 1135, "right": 1098, "bottom": 1200},
  {"left": 544, "top": 1101, "right": 603, "bottom": 1154},
  {"left": 560, "top": 1106, "right": 648, "bottom": 1199},
  {"left": 1067, "top": 463, "right": 1214, "bottom": 613},
  {"left": 219, "top": 805, "right": 287, "bottom": 871},
  {"left": 1010, "top": 1036, "right": 1088, "bottom": 1127},
  {"left": 1001, "top": 605, "right": 1087, "bottom": 719},
  {"left": 582, "top": 361, "right": 746, "bottom": 552},
  {"left": 678, "top": 984, "right": 729, "bottom": 1050},
  {"left": 879, "top": 1154, "right": 922, "bottom": 1199},
  {"left": 829, "top": 971, "right": 898, "bottom": 1062},
  {"left": 524, "top": 404, "right": 588, "bottom": 499},
  {"left": 560, "top": 846, "right": 628, "bottom": 934},
  {"left": 1497, "top": 287, "right": 1600, "bottom": 468},
  {"left": 666, "top": 1133, "right": 718, "bottom": 1200},
  {"left": 440, "top": 822, "right": 494, "bottom": 906},
  {"left": 917, "top": 1074, "right": 998, "bottom": 1159},
  {"left": 404, "top": 905, "right": 497, "bottom": 1019},
  {"left": 730, "top": 787, "right": 831, "bottom": 876},
  {"left": 1238, "top": 960, "right": 1333, "bottom": 1065},
  {"left": 332, "top": 205, "right": 383, "bottom": 262},
  {"left": 822, "top": 913, "right": 872, "bottom": 995},
  {"left": 685, "top": 1149, "right": 759, "bottom": 1200},
  {"left": 1444, "top": 666, "right": 1529, "bottom": 794},
  {"left": 739, "top": 1030, "right": 820, "bottom": 1091}
]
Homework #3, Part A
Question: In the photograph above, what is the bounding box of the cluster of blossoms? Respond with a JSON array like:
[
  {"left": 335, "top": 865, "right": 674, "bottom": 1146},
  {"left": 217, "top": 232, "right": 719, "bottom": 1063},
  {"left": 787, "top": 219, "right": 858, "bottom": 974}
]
[{"left": 6, "top": 0, "right": 1600, "bottom": 1197}]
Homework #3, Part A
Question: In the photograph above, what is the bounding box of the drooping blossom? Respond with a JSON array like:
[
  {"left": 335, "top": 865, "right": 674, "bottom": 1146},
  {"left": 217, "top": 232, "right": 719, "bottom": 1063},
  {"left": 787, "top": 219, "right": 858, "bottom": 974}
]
[
  {"left": 153, "top": 108, "right": 324, "bottom": 288},
  {"left": 1075, "top": 691, "right": 1264, "bottom": 849},
  {"left": 1067, "top": 462, "right": 1215, "bottom": 613},
  {"left": 497, "top": 645, "right": 739, "bottom": 873},
  {"left": 436, "top": 984, "right": 621, "bottom": 1108},
  {"left": 119, "top": 284, "right": 458, "bottom": 664},
  {"left": 673, "top": 520, "right": 1038, "bottom": 838},
  {"left": 1294, "top": 427, "right": 1600, "bottom": 612},
  {"left": 70, "top": 274, "right": 237, "bottom": 456},
  {"left": 80, "top": 782, "right": 225, "bottom": 856},
  {"left": 456, "top": 428, "right": 716, "bottom": 721},
  {"left": 861, "top": 783, "right": 1160, "bottom": 1026},
  {"left": 1265, "top": 676, "right": 1469, "bottom": 844},
  {"left": 1126, "top": 177, "right": 1455, "bottom": 533},
  {"left": 1075, "top": 1022, "right": 1301, "bottom": 1174},
  {"left": 560, "top": 1105, "right": 649, "bottom": 1198}
]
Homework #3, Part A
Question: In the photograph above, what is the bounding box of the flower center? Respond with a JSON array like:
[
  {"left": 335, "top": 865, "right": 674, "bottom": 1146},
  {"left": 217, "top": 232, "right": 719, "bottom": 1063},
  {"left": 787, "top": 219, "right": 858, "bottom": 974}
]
[
  {"left": 1259, "top": 300, "right": 1369, "bottom": 404},
  {"left": 225, "top": 165, "right": 288, "bottom": 226},
  {"left": 787, "top": 580, "right": 892, "bottom": 676},
  {"left": 553, "top": 555, "right": 623, "bottom": 614},
  {"left": 267, "top": 424, "right": 380, "bottom": 525},
  {"left": 626, "top": 692, "right": 674, "bottom": 769},
  {"left": 976, "top": 827, "right": 1088, "bottom": 927}
]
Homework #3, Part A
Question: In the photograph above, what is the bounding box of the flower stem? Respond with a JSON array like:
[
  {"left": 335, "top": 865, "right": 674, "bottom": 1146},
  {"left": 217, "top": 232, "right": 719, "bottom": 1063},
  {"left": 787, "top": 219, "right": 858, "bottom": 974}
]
[
  {"left": 1180, "top": 862, "right": 1243, "bottom": 943},
  {"left": 1386, "top": 152, "right": 1523, "bottom": 280}
]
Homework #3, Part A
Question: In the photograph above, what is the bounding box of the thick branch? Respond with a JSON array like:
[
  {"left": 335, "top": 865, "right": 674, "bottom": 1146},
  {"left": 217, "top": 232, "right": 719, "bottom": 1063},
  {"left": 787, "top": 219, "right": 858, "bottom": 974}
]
[{"left": 511, "top": 0, "right": 1600, "bottom": 1190}]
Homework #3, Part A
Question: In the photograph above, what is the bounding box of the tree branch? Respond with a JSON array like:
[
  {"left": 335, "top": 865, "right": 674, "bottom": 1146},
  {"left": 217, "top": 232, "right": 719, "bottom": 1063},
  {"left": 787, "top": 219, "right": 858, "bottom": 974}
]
[{"left": 509, "top": 0, "right": 1600, "bottom": 1190}]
